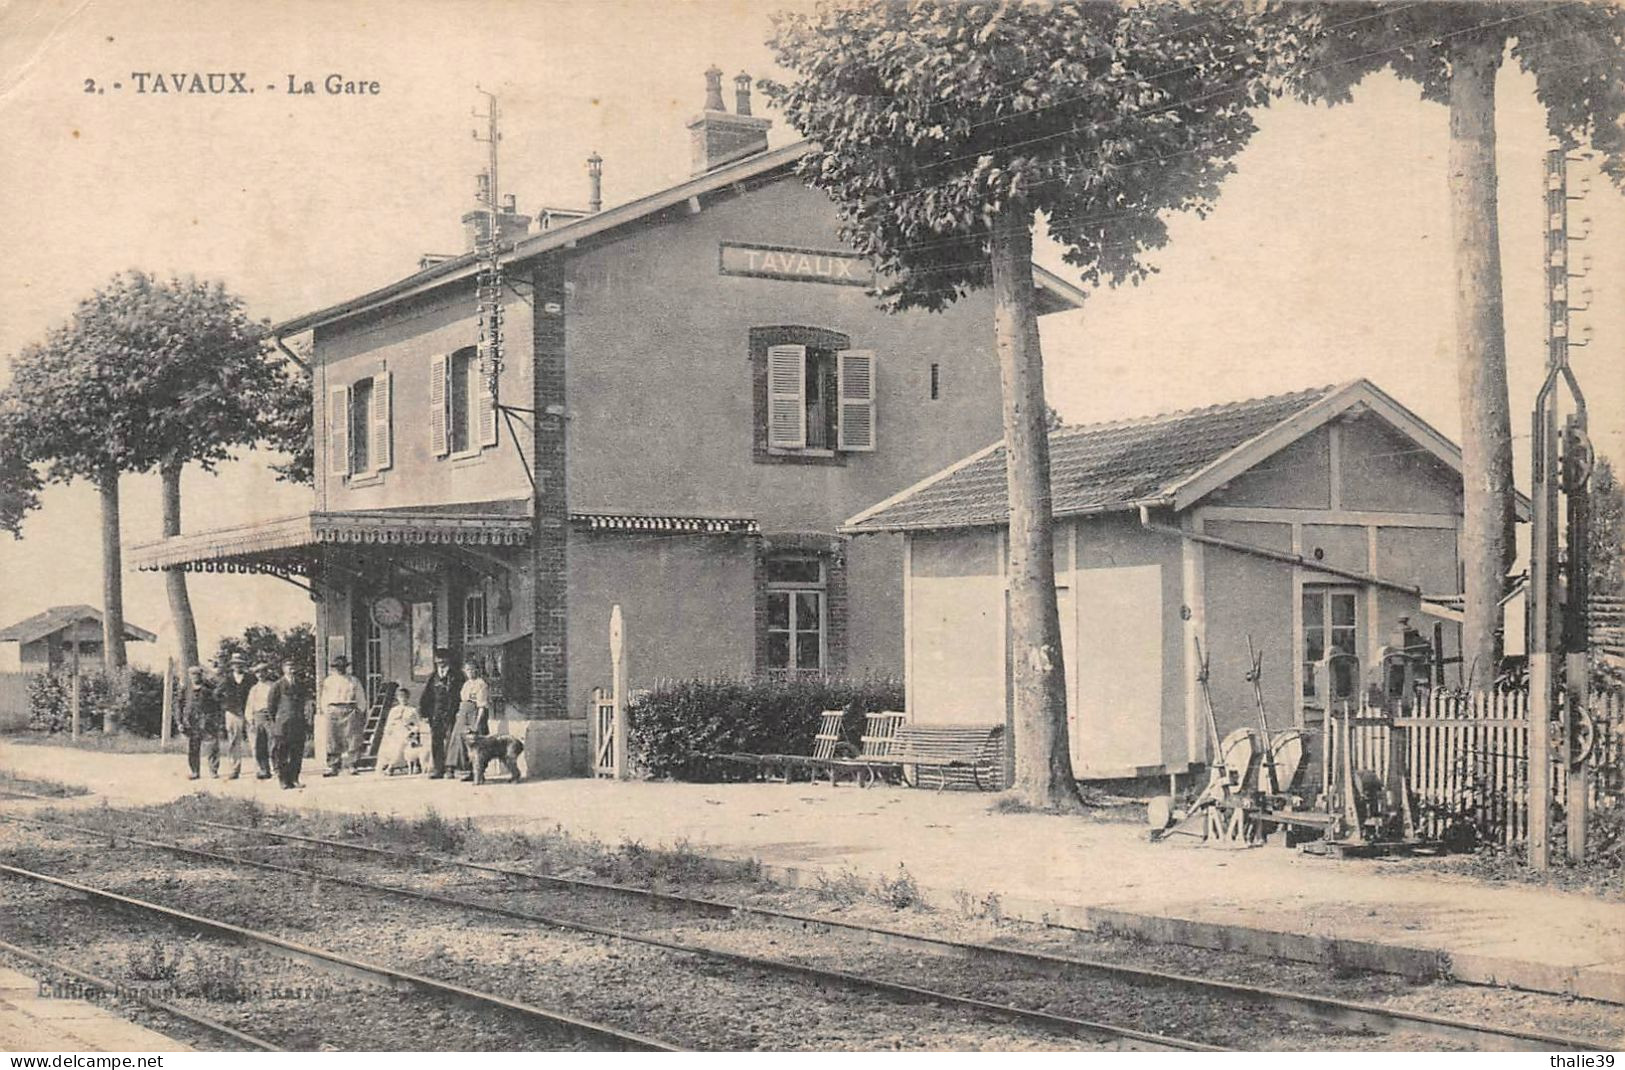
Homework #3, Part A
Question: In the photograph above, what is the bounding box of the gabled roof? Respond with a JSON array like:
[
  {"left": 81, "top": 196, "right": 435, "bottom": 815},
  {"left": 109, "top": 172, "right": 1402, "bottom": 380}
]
[
  {"left": 273, "top": 141, "right": 1087, "bottom": 335},
  {"left": 844, "top": 380, "right": 1495, "bottom": 534},
  {"left": 0, "top": 605, "right": 157, "bottom": 645}
]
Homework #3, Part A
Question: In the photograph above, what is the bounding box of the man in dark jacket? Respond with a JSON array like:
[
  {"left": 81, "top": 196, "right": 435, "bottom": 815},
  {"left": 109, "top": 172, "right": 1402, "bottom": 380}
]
[
  {"left": 418, "top": 647, "right": 465, "bottom": 780},
  {"left": 216, "top": 653, "right": 257, "bottom": 780},
  {"left": 265, "top": 658, "right": 312, "bottom": 789},
  {"left": 180, "top": 666, "right": 224, "bottom": 780}
]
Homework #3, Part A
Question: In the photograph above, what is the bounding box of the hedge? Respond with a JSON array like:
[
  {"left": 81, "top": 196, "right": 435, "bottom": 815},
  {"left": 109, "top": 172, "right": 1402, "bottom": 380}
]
[
  {"left": 29, "top": 668, "right": 165, "bottom": 736},
  {"left": 627, "top": 675, "right": 904, "bottom": 781}
]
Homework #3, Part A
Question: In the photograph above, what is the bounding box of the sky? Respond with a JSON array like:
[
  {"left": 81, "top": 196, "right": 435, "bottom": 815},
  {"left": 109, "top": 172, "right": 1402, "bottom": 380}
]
[{"left": 0, "top": 0, "right": 1621, "bottom": 667}]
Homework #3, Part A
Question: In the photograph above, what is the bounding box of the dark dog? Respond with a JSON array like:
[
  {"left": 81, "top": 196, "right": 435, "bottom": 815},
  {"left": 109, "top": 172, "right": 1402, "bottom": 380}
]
[{"left": 465, "top": 732, "right": 524, "bottom": 784}]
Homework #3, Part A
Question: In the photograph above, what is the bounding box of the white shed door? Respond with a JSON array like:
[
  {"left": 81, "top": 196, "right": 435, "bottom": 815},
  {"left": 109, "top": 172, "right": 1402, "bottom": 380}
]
[{"left": 1070, "top": 565, "right": 1163, "bottom": 777}]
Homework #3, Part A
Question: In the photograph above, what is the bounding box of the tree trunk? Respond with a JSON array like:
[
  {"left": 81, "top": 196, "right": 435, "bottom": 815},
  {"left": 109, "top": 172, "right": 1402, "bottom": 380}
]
[
  {"left": 989, "top": 207, "right": 1085, "bottom": 812},
  {"left": 97, "top": 468, "right": 127, "bottom": 731},
  {"left": 160, "top": 462, "right": 201, "bottom": 670},
  {"left": 1449, "top": 37, "right": 1516, "bottom": 691}
]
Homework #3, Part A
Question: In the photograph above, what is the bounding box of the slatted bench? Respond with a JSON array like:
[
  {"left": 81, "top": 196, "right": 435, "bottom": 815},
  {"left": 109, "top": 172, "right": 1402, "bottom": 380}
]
[
  {"left": 714, "top": 710, "right": 851, "bottom": 782},
  {"left": 824, "top": 710, "right": 906, "bottom": 786},
  {"left": 861, "top": 723, "right": 1006, "bottom": 791}
]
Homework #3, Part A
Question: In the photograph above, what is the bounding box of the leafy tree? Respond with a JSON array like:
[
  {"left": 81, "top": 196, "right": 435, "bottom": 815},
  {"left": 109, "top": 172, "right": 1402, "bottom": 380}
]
[
  {"left": 213, "top": 622, "right": 316, "bottom": 677},
  {"left": 1263, "top": 1, "right": 1625, "bottom": 687},
  {"left": 264, "top": 340, "right": 315, "bottom": 487},
  {"left": 765, "top": 1, "right": 1271, "bottom": 808},
  {"left": 0, "top": 405, "right": 41, "bottom": 538},
  {"left": 1, "top": 271, "right": 289, "bottom": 688}
]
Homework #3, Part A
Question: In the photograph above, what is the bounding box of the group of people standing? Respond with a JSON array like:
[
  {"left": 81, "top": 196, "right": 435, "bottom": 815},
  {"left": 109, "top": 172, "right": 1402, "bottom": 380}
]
[
  {"left": 179, "top": 645, "right": 496, "bottom": 788},
  {"left": 180, "top": 655, "right": 311, "bottom": 788}
]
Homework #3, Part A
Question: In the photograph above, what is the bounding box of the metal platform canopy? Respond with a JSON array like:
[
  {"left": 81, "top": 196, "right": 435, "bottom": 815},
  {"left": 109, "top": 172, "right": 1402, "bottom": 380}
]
[{"left": 126, "top": 500, "right": 534, "bottom": 594}]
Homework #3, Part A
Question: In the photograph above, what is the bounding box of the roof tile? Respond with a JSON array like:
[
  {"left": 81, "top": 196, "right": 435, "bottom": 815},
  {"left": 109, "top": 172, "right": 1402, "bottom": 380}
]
[{"left": 847, "top": 384, "right": 1343, "bottom": 532}]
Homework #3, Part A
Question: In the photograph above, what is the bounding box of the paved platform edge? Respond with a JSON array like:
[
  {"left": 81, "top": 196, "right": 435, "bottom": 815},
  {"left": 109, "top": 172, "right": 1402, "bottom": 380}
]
[{"left": 744, "top": 858, "right": 1625, "bottom": 1006}]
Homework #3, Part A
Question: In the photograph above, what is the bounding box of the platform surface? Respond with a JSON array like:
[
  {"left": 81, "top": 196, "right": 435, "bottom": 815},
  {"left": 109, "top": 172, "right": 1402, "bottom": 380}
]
[
  {"left": 0, "top": 965, "right": 190, "bottom": 1052},
  {"left": 2, "top": 736, "right": 1621, "bottom": 1004}
]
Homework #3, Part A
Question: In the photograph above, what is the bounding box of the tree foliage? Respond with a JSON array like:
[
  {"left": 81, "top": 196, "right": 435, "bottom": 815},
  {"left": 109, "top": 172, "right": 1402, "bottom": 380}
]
[
  {"left": 0, "top": 404, "right": 41, "bottom": 538},
  {"left": 1591, "top": 456, "right": 1624, "bottom": 602},
  {"left": 1267, "top": 2, "right": 1625, "bottom": 180},
  {"left": 762, "top": 1, "right": 1272, "bottom": 312},
  {"left": 212, "top": 622, "right": 316, "bottom": 676}
]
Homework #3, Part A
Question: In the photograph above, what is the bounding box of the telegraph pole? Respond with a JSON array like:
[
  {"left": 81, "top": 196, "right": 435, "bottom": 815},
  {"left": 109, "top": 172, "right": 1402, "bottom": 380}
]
[
  {"left": 1529, "top": 145, "right": 1594, "bottom": 869},
  {"left": 473, "top": 89, "right": 505, "bottom": 398}
]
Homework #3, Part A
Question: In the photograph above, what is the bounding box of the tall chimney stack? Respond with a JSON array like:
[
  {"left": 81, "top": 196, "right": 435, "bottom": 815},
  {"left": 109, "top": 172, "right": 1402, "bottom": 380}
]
[
  {"left": 703, "top": 65, "right": 725, "bottom": 111},
  {"left": 587, "top": 152, "right": 603, "bottom": 214},
  {"left": 687, "top": 66, "right": 771, "bottom": 175}
]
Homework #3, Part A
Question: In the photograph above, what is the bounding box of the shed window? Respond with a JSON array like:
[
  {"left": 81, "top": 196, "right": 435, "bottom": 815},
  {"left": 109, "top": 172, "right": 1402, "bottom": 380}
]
[{"left": 1303, "top": 586, "right": 1359, "bottom": 704}]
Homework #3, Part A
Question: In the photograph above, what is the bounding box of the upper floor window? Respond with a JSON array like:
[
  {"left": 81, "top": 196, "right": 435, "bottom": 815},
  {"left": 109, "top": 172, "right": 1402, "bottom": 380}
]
[
  {"left": 464, "top": 587, "right": 489, "bottom": 641},
  {"left": 768, "top": 344, "right": 876, "bottom": 453},
  {"left": 431, "top": 347, "right": 497, "bottom": 459},
  {"left": 751, "top": 327, "right": 875, "bottom": 464},
  {"left": 328, "top": 371, "right": 392, "bottom": 479}
]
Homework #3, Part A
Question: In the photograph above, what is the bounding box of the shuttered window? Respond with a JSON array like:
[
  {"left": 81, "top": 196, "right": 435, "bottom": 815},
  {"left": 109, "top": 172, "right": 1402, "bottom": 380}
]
[
  {"left": 836, "top": 349, "right": 876, "bottom": 451},
  {"left": 349, "top": 378, "right": 373, "bottom": 473},
  {"left": 370, "top": 371, "right": 392, "bottom": 471},
  {"left": 328, "top": 385, "right": 349, "bottom": 477},
  {"left": 767, "top": 344, "right": 807, "bottom": 449},
  {"left": 429, "top": 354, "right": 449, "bottom": 457},
  {"left": 478, "top": 359, "right": 499, "bottom": 448}
]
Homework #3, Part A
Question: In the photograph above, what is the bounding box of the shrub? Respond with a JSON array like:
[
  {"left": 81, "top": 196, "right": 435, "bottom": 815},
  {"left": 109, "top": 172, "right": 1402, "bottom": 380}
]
[
  {"left": 626, "top": 675, "right": 904, "bottom": 781},
  {"left": 28, "top": 668, "right": 164, "bottom": 737}
]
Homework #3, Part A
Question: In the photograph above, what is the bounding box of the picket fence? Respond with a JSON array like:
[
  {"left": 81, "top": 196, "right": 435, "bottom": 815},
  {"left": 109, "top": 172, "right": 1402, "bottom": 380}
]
[{"left": 1335, "top": 687, "right": 1622, "bottom": 847}]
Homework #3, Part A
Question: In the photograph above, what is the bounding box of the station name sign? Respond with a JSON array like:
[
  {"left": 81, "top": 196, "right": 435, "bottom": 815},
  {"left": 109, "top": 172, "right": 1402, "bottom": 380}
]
[{"left": 719, "top": 242, "right": 874, "bottom": 287}]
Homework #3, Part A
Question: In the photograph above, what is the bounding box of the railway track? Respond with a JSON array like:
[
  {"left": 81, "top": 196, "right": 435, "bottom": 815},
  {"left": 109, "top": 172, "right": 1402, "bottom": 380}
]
[
  {"left": 0, "top": 856, "right": 679, "bottom": 1051},
  {"left": 1, "top": 813, "right": 1210, "bottom": 1052},
  {"left": 4, "top": 800, "right": 1611, "bottom": 1052},
  {"left": 0, "top": 935, "right": 284, "bottom": 1052}
]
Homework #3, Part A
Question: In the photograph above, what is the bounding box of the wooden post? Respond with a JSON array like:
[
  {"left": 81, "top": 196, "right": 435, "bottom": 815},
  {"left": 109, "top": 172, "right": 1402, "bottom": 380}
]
[
  {"left": 69, "top": 671, "right": 81, "bottom": 741},
  {"left": 1528, "top": 406, "right": 1559, "bottom": 870},
  {"left": 610, "top": 604, "right": 628, "bottom": 781},
  {"left": 160, "top": 658, "right": 174, "bottom": 749}
]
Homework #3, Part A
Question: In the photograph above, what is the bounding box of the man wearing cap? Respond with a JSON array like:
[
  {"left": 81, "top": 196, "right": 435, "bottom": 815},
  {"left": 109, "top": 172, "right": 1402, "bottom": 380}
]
[
  {"left": 265, "top": 657, "right": 312, "bottom": 789},
  {"left": 418, "top": 647, "right": 465, "bottom": 779},
  {"left": 320, "top": 654, "right": 368, "bottom": 777},
  {"left": 217, "top": 653, "right": 257, "bottom": 781},
  {"left": 245, "top": 662, "right": 278, "bottom": 780},
  {"left": 180, "top": 665, "right": 224, "bottom": 780}
]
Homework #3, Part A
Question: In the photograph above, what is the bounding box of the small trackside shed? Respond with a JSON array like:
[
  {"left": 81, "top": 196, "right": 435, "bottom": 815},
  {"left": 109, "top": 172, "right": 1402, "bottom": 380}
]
[{"left": 842, "top": 380, "right": 1497, "bottom": 785}]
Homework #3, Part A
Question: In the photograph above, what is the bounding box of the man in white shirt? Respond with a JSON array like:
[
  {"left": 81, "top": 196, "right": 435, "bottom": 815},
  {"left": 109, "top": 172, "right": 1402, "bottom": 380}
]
[
  {"left": 319, "top": 654, "right": 368, "bottom": 777},
  {"left": 245, "top": 662, "right": 277, "bottom": 780}
]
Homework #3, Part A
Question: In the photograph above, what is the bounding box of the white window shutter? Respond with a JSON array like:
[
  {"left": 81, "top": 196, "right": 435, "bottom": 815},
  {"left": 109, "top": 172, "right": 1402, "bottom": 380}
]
[
  {"left": 328, "top": 385, "right": 350, "bottom": 477},
  {"left": 766, "top": 344, "right": 807, "bottom": 449},
  {"left": 371, "top": 370, "right": 392, "bottom": 470},
  {"left": 429, "top": 354, "right": 449, "bottom": 457},
  {"left": 478, "top": 367, "right": 499, "bottom": 448},
  {"left": 837, "top": 349, "right": 877, "bottom": 452}
]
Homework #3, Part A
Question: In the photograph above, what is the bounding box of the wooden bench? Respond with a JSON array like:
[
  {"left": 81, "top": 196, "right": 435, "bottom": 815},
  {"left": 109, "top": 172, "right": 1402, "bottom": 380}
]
[
  {"left": 715, "top": 710, "right": 849, "bottom": 782},
  {"left": 824, "top": 711, "right": 905, "bottom": 786},
  {"left": 862, "top": 723, "right": 1006, "bottom": 791}
]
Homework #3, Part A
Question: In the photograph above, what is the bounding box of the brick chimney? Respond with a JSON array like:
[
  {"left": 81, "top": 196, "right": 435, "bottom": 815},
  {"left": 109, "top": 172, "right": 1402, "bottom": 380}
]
[
  {"left": 686, "top": 67, "right": 770, "bottom": 175},
  {"left": 463, "top": 175, "right": 532, "bottom": 250}
]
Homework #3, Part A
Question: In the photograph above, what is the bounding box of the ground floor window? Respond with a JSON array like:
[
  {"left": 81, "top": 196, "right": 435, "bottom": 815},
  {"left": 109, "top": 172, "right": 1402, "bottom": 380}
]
[
  {"left": 464, "top": 587, "right": 489, "bottom": 641},
  {"left": 765, "top": 555, "right": 825, "bottom": 677},
  {"left": 1303, "top": 585, "right": 1359, "bottom": 705}
]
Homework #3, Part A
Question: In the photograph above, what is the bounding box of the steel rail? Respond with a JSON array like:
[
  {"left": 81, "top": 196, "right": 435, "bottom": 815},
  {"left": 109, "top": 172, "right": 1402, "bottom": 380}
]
[
  {"left": 4, "top": 814, "right": 1206, "bottom": 1053},
  {"left": 0, "top": 935, "right": 284, "bottom": 1052},
  {"left": 7, "top": 794, "right": 1612, "bottom": 1052},
  {"left": 153, "top": 808, "right": 1611, "bottom": 1053},
  {"left": 0, "top": 857, "right": 680, "bottom": 1052}
]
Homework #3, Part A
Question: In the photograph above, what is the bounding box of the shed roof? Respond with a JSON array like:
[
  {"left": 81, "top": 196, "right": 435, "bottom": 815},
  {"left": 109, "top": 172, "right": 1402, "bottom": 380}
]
[
  {"left": 843, "top": 380, "right": 1485, "bottom": 534},
  {"left": 0, "top": 605, "right": 158, "bottom": 645}
]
